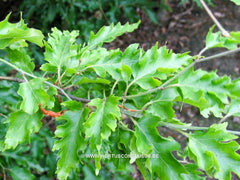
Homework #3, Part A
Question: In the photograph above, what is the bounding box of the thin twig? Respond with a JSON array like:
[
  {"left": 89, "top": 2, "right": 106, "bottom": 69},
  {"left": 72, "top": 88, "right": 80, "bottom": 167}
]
[
  {"left": 103, "top": 89, "right": 106, "bottom": 101},
  {"left": 57, "top": 67, "right": 62, "bottom": 87},
  {"left": 119, "top": 120, "right": 134, "bottom": 133},
  {"left": 1, "top": 74, "right": 240, "bottom": 136},
  {"left": 0, "top": 75, "right": 91, "bottom": 104},
  {"left": 173, "top": 3, "right": 194, "bottom": 20},
  {"left": 110, "top": 79, "right": 119, "bottom": 95},
  {"left": 122, "top": 81, "right": 134, "bottom": 105},
  {"left": 98, "top": 0, "right": 110, "bottom": 25},
  {"left": 0, "top": 58, "right": 72, "bottom": 100},
  {"left": 0, "top": 76, "right": 24, "bottom": 83},
  {"left": 0, "top": 113, "right": 8, "bottom": 119},
  {"left": 55, "top": 91, "right": 90, "bottom": 103},
  {"left": 199, "top": 0, "right": 230, "bottom": 37},
  {"left": 21, "top": 73, "right": 28, "bottom": 82},
  {"left": 63, "top": 84, "right": 75, "bottom": 90},
  {"left": 197, "top": 47, "right": 208, "bottom": 58},
  {"left": 219, "top": 114, "right": 231, "bottom": 124}
]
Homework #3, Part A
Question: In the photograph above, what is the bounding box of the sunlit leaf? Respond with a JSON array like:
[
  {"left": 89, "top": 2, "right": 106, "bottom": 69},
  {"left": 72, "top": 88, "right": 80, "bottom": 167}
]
[
  {"left": 4, "top": 110, "right": 43, "bottom": 149},
  {"left": 0, "top": 13, "right": 44, "bottom": 49},
  {"left": 148, "top": 87, "right": 179, "bottom": 119},
  {"left": 132, "top": 44, "right": 192, "bottom": 89},
  {"left": 7, "top": 47, "right": 34, "bottom": 73},
  {"left": 42, "top": 28, "right": 79, "bottom": 76},
  {"left": 10, "top": 166, "right": 35, "bottom": 180},
  {"left": 88, "top": 21, "right": 140, "bottom": 49},
  {"left": 75, "top": 77, "right": 111, "bottom": 85},
  {"left": 53, "top": 101, "right": 89, "bottom": 180},
  {"left": 188, "top": 123, "right": 240, "bottom": 179},
  {"left": 18, "top": 78, "right": 49, "bottom": 114},
  {"left": 85, "top": 95, "right": 121, "bottom": 173},
  {"left": 177, "top": 67, "right": 232, "bottom": 117},
  {"left": 133, "top": 114, "right": 187, "bottom": 179},
  {"left": 230, "top": 0, "right": 240, "bottom": 5}
]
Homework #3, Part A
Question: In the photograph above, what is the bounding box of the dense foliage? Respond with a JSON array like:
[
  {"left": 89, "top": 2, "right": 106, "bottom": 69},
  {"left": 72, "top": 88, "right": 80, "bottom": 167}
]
[
  {"left": 19, "top": 0, "right": 166, "bottom": 65},
  {"left": 18, "top": 0, "right": 215, "bottom": 65},
  {"left": 20, "top": 0, "right": 163, "bottom": 40},
  {"left": 1, "top": 0, "right": 240, "bottom": 179}
]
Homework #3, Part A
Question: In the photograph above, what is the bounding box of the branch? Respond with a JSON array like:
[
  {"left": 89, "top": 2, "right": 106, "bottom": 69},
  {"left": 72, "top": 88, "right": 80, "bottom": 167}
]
[
  {"left": 0, "top": 58, "right": 72, "bottom": 100},
  {"left": 2, "top": 74, "right": 240, "bottom": 136},
  {"left": 125, "top": 47, "right": 240, "bottom": 99},
  {"left": 0, "top": 75, "right": 91, "bottom": 104},
  {"left": 58, "top": 91, "right": 90, "bottom": 103},
  {"left": 0, "top": 76, "right": 24, "bottom": 83},
  {"left": 199, "top": 0, "right": 230, "bottom": 37}
]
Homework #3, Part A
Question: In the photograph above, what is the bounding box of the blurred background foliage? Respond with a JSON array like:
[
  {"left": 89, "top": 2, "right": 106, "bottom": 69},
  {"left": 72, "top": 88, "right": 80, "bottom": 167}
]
[
  {"left": 19, "top": 0, "right": 213, "bottom": 41},
  {"left": 0, "top": 0, "right": 213, "bottom": 64},
  {"left": 20, "top": 0, "right": 168, "bottom": 40},
  {"left": 18, "top": 0, "right": 172, "bottom": 64}
]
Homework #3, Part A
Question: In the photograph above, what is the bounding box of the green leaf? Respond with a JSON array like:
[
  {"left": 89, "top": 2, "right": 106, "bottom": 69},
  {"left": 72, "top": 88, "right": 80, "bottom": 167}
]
[
  {"left": 0, "top": 79, "right": 20, "bottom": 106},
  {"left": 148, "top": 87, "right": 179, "bottom": 119},
  {"left": 228, "top": 31, "right": 240, "bottom": 47},
  {"left": 80, "top": 48, "right": 123, "bottom": 79},
  {"left": 230, "top": 0, "right": 240, "bottom": 5},
  {"left": 40, "top": 63, "right": 57, "bottom": 72},
  {"left": 82, "top": 164, "right": 103, "bottom": 180},
  {"left": 135, "top": 158, "right": 152, "bottom": 180},
  {"left": 180, "top": 164, "right": 204, "bottom": 180},
  {"left": 121, "top": 64, "right": 132, "bottom": 82},
  {"left": 225, "top": 98, "right": 240, "bottom": 117},
  {"left": 132, "top": 44, "right": 192, "bottom": 89},
  {"left": 205, "top": 26, "right": 240, "bottom": 50},
  {"left": 43, "top": 28, "right": 79, "bottom": 73},
  {"left": 30, "top": 134, "right": 45, "bottom": 160},
  {"left": 85, "top": 95, "right": 121, "bottom": 144},
  {"left": 108, "top": 130, "right": 132, "bottom": 171},
  {"left": 85, "top": 95, "right": 121, "bottom": 173},
  {"left": 206, "top": 26, "right": 227, "bottom": 49},
  {"left": 149, "top": 101, "right": 175, "bottom": 119},
  {"left": 177, "top": 68, "right": 232, "bottom": 117},
  {"left": 10, "top": 166, "right": 35, "bottom": 180},
  {"left": 6, "top": 47, "right": 35, "bottom": 73},
  {"left": 1, "top": 145, "right": 45, "bottom": 172},
  {"left": 4, "top": 110, "right": 43, "bottom": 149},
  {"left": 226, "top": 77, "right": 240, "bottom": 97},
  {"left": 76, "top": 77, "right": 111, "bottom": 85},
  {"left": 0, "top": 13, "right": 44, "bottom": 49},
  {"left": 79, "top": 44, "right": 141, "bottom": 81},
  {"left": 121, "top": 43, "right": 142, "bottom": 66},
  {"left": 53, "top": 101, "right": 89, "bottom": 180},
  {"left": 144, "top": 8, "right": 159, "bottom": 24},
  {"left": 187, "top": 123, "right": 240, "bottom": 179},
  {"left": 18, "top": 78, "right": 49, "bottom": 114},
  {"left": 133, "top": 114, "right": 187, "bottom": 179},
  {"left": 230, "top": 31, "right": 240, "bottom": 41},
  {"left": 46, "top": 86, "right": 57, "bottom": 108},
  {"left": 88, "top": 21, "right": 140, "bottom": 49}
]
